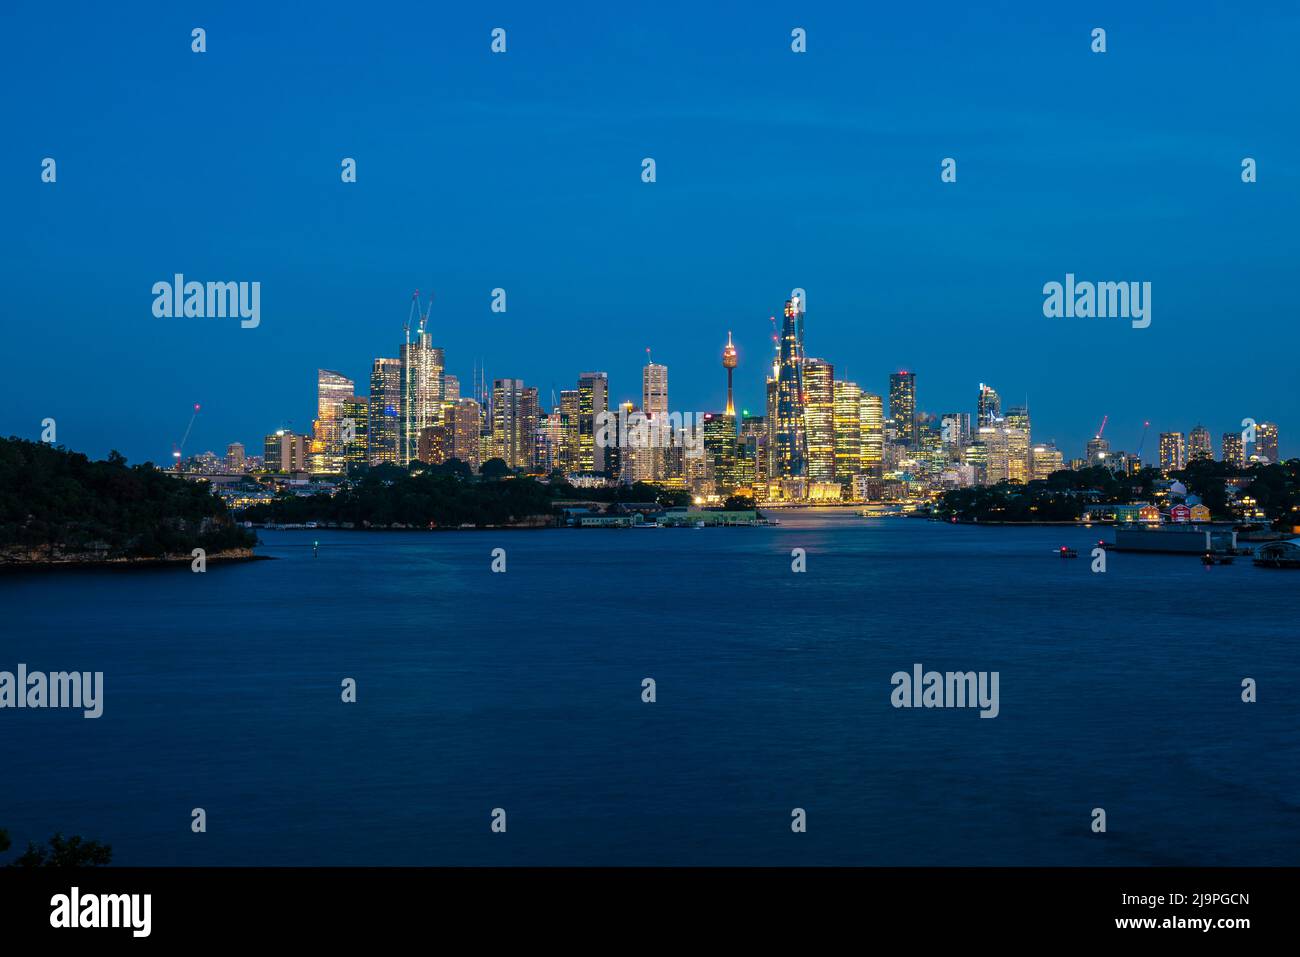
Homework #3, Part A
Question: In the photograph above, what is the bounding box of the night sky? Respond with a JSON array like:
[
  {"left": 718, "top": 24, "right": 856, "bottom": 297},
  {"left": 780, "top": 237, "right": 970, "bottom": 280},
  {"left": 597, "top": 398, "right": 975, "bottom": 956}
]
[{"left": 3, "top": 1, "right": 1295, "bottom": 463}]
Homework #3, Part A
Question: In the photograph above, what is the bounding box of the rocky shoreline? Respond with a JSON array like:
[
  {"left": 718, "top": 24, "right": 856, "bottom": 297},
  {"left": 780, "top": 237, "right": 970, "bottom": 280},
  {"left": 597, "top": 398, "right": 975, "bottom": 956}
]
[{"left": 0, "top": 546, "right": 269, "bottom": 571}]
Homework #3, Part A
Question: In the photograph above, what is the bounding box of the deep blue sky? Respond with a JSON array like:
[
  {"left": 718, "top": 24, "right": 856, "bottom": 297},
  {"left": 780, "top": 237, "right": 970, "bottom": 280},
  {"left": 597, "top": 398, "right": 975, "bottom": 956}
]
[{"left": 2, "top": 1, "right": 1296, "bottom": 464}]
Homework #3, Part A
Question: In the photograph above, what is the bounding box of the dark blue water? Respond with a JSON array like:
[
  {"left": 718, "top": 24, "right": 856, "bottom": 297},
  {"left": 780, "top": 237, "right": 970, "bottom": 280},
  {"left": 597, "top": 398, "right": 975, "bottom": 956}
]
[{"left": 2, "top": 512, "right": 1297, "bottom": 865}]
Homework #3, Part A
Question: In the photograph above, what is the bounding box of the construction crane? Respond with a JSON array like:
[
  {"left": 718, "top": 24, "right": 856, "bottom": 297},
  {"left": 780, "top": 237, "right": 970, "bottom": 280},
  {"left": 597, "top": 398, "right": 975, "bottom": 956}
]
[
  {"left": 172, "top": 403, "right": 201, "bottom": 470},
  {"left": 1135, "top": 420, "right": 1151, "bottom": 460},
  {"left": 1095, "top": 414, "right": 1108, "bottom": 439}
]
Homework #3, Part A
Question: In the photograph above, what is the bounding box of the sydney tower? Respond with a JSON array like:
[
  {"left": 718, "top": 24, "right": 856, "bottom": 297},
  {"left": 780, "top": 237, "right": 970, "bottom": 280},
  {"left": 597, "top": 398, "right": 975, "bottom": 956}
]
[{"left": 722, "top": 331, "right": 738, "bottom": 416}]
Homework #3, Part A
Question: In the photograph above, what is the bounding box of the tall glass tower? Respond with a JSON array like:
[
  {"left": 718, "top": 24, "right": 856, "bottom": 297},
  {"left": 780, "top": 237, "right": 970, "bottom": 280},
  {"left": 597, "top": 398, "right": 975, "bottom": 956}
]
[{"left": 774, "top": 297, "right": 807, "bottom": 477}]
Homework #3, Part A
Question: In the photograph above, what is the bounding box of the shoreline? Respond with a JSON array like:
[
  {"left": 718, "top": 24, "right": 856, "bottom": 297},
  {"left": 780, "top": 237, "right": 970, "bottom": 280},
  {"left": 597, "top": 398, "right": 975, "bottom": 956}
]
[{"left": 0, "top": 548, "right": 271, "bottom": 573}]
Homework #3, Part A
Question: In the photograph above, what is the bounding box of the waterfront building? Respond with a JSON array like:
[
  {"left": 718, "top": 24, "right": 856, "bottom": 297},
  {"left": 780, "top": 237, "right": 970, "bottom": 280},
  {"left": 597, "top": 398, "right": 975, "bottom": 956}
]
[{"left": 860, "top": 392, "right": 884, "bottom": 474}]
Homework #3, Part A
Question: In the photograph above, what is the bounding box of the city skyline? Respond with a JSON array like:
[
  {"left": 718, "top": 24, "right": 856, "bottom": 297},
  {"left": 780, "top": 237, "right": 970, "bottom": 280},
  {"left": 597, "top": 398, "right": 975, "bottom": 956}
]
[{"left": 173, "top": 292, "right": 1284, "bottom": 496}]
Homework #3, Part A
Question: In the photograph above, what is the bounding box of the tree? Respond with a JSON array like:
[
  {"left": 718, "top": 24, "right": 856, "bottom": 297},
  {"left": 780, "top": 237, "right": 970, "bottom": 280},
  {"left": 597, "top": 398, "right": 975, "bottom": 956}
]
[
  {"left": 1, "top": 829, "right": 112, "bottom": 867},
  {"left": 479, "top": 458, "right": 510, "bottom": 480}
]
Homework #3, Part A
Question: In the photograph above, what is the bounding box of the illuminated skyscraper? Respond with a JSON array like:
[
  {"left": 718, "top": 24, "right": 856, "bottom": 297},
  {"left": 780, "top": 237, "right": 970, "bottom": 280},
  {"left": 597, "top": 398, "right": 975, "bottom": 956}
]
[
  {"left": 558, "top": 389, "right": 580, "bottom": 473},
  {"left": 642, "top": 360, "right": 668, "bottom": 418},
  {"left": 1255, "top": 421, "right": 1278, "bottom": 464},
  {"left": 977, "top": 383, "right": 1001, "bottom": 426},
  {"left": 702, "top": 412, "right": 738, "bottom": 492},
  {"left": 860, "top": 392, "right": 884, "bottom": 473},
  {"left": 400, "top": 311, "right": 444, "bottom": 467},
  {"left": 740, "top": 414, "right": 766, "bottom": 486},
  {"left": 1159, "top": 432, "right": 1186, "bottom": 473},
  {"left": 1030, "top": 444, "right": 1064, "bottom": 480},
  {"left": 1221, "top": 432, "right": 1244, "bottom": 469},
  {"left": 311, "top": 369, "right": 354, "bottom": 473},
  {"left": 889, "top": 371, "right": 917, "bottom": 447},
  {"left": 940, "top": 412, "right": 971, "bottom": 449},
  {"left": 443, "top": 374, "right": 460, "bottom": 403},
  {"left": 1004, "top": 405, "right": 1030, "bottom": 440},
  {"left": 448, "top": 399, "right": 483, "bottom": 471},
  {"left": 368, "top": 357, "right": 402, "bottom": 466},
  {"left": 803, "top": 358, "right": 836, "bottom": 481},
  {"left": 491, "top": 379, "right": 539, "bottom": 471},
  {"left": 224, "top": 442, "right": 246, "bottom": 472},
  {"left": 774, "top": 297, "right": 807, "bottom": 477},
  {"left": 578, "top": 372, "right": 609, "bottom": 474},
  {"left": 342, "top": 395, "right": 368, "bottom": 471},
  {"left": 833, "top": 380, "right": 863, "bottom": 480},
  {"left": 1188, "top": 424, "right": 1213, "bottom": 461}
]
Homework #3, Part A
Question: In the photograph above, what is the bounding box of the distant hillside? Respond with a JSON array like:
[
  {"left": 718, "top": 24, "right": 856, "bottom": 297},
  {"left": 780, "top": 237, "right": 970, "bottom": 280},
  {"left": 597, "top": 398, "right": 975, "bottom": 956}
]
[{"left": 0, "top": 437, "right": 257, "bottom": 564}]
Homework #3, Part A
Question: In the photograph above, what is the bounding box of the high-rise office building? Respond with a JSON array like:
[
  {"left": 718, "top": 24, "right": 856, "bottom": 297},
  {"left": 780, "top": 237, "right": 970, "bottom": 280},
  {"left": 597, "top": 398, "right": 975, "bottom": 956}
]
[
  {"left": 342, "top": 395, "right": 368, "bottom": 471},
  {"left": 443, "top": 374, "right": 460, "bottom": 403},
  {"left": 702, "top": 412, "right": 738, "bottom": 492},
  {"left": 774, "top": 297, "right": 807, "bottom": 477},
  {"left": 224, "top": 442, "right": 246, "bottom": 472},
  {"left": 889, "top": 370, "right": 917, "bottom": 447},
  {"left": 803, "top": 358, "right": 836, "bottom": 481},
  {"left": 860, "top": 392, "right": 884, "bottom": 473},
  {"left": 1004, "top": 404, "right": 1030, "bottom": 440},
  {"left": 1188, "top": 424, "right": 1213, "bottom": 461},
  {"left": 1221, "top": 432, "right": 1245, "bottom": 469},
  {"left": 977, "top": 383, "right": 1001, "bottom": 426},
  {"left": 642, "top": 361, "right": 668, "bottom": 419},
  {"left": 940, "top": 412, "right": 971, "bottom": 449},
  {"left": 264, "top": 430, "right": 308, "bottom": 474},
  {"left": 982, "top": 423, "right": 1029, "bottom": 484},
  {"left": 368, "top": 358, "right": 402, "bottom": 466},
  {"left": 833, "top": 380, "right": 863, "bottom": 480},
  {"left": 578, "top": 372, "right": 609, "bottom": 474},
  {"left": 311, "top": 369, "right": 354, "bottom": 473},
  {"left": 553, "top": 390, "right": 578, "bottom": 474},
  {"left": 490, "top": 379, "right": 539, "bottom": 471},
  {"left": 1255, "top": 422, "right": 1279, "bottom": 464},
  {"left": 1159, "top": 432, "right": 1186, "bottom": 473},
  {"left": 1030, "top": 443, "right": 1063, "bottom": 480},
  {"left": 400, "top": 333, "right": 444, "bottom": 466},
  {"left": 447, "top": 398, "right": 483, "bottom": 471},
  {"left": 740, "top": 414, "right": 766, "bottom": 486}
]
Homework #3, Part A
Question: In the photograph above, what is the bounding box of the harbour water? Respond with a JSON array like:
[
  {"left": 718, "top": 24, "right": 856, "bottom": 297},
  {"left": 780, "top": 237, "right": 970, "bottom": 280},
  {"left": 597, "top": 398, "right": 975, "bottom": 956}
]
[{"left": 2, "top": 512, "right": 1296, "bottom": 865}]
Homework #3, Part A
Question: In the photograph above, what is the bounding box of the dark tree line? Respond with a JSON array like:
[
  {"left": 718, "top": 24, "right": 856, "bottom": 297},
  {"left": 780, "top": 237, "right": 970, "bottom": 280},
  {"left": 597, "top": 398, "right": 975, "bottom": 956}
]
[
  {"left": 0, "top": 437, "right": 255, "bottom": 558},
  {"left": 935, "top": 461, "right": 1300, "bottom": 526}
]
